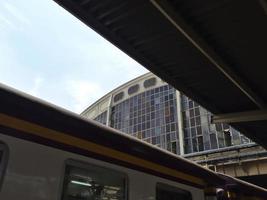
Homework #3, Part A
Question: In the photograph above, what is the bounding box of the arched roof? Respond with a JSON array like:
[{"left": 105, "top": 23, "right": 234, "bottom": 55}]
[{"left": 54, "top": 0, "right": 267, "bottom": 148}]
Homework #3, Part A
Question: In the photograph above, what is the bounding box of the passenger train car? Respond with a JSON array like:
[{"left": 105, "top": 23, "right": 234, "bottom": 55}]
[{"left": 0, "top": 84, "right": 266, "bottom": 200}]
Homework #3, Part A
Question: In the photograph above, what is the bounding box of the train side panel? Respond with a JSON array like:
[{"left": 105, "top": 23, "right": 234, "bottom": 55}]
[{"left": 0, "top": 133, "right": 204, "bottom": 200}]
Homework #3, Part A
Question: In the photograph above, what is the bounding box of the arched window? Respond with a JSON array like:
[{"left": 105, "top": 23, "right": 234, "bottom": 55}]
[
  {"left": 128, "top": 84, "right": 139, "bottom": 95},
  {"left": 114, "top": 92, "right": 124, "bottom": 103},
  {"left": 144, "top": 77, "right": 156, "bottom": 88}
]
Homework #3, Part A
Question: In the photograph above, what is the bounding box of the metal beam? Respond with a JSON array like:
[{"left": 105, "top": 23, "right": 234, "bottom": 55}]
[
  {"left": 150, "top": 0, "right": 265, "bottom": 109},
  {"left": 211, "top": 109, "right": 267, "bottom": 123},
  {"left": 259, "top": 0, "right": 267, "bottom": 15}
]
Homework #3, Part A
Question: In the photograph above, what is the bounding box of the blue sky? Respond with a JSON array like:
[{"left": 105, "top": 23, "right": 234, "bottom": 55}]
[{"left": 0, "top": 0, "right": 148, "bottom": 113}]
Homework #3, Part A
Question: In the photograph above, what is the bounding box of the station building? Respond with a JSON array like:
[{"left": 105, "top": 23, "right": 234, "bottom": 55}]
[{"left": 81, "top": 72, "right": 252, "bottom": 156}]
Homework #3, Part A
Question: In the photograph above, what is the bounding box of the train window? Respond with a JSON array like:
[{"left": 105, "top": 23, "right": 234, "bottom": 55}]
[
  {"left": 0, "top": 142, "right": 8, "bottom": 190},
  {"left": 156, "top": 183, "right": 192, "bottom": 200},
  {"left": 61, "top": 160, "right": 127, "bottom": 200}
]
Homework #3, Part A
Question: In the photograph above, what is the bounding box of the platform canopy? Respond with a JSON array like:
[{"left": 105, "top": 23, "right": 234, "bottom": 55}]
[{"left": 54, "top": 0, "right": 267, "bottom": 148}]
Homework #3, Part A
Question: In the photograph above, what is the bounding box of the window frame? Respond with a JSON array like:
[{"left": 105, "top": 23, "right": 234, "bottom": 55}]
[
  {"left": 0, "top": 142, "right": 9, "bottom": 191},
  {"left": 60, "top": 159, "right": 129, "bottom": 200}
]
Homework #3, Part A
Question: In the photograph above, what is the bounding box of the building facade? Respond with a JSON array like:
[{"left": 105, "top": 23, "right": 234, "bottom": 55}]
[{"left": 81, "top": 73, "right": 252, "bottom": 155}]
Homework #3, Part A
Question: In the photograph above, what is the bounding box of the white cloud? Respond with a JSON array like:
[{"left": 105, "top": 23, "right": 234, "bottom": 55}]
[
  {"left": 65, "top": 80, "right": 105, "bottom": 113},
  {"left": 4, "top": 2, "right": 30, "bottom": 26},
  {"left": 73, "top": 37, "right": 146, "bottom": 74},
  {"left": 0, "top": 0, "right": 148, "bottom": 114},
  {"left": 0, "top": 12, "right": 15, "bottom": 29},
  {"left": 29, "top": 77, "right": 44, "bottom": 96},
  {"left": 66, "top": 37, "right": 148, "bottom": 84}
]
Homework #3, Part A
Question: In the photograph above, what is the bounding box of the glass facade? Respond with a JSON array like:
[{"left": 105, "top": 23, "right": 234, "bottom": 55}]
[
  {"left": 87, "top": 76, "right": 253, "bottom": 156},
  {"left": 94, "top": 111, "right": 107, "bottom": 125},
  {"left": 111, "top": 85, "right": 180, "bottom": 154},
  {"left": 181, "top": 94, "right": 251, "bottom": 154}
]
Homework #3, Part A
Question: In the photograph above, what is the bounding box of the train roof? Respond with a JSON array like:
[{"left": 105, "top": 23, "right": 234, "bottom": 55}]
[
  {"left": 53, "top": 0, "right": 267, "bottom": 149},
  {"left": 0, "top": 84, "right": 218, "bottom": 188},
  {"left": 1, "top": 84, "right": 267, "bottom": 197},
  {"left": 218, "top": 173, "right": 267, "bottom": 198}
]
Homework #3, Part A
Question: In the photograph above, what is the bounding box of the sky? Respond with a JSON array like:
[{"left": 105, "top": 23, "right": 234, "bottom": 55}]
[{"left": 0, "top": 0, "right": 148, "bottom": 113}]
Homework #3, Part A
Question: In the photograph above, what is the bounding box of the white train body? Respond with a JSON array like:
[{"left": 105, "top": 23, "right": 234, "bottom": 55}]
[
  {"left": 0, "top": 85, "right": 266, "bottom": 200},
  {"left": 0, "top": 134, "right": 203, "bottom": 200}
]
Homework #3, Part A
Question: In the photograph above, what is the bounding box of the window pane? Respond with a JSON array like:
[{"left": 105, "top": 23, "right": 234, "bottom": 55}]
[
  {"left": 194, "top": 107, "right": 200, "bottom": 116},
  {"left": 215, "top": 123, "right": 222, "bottom": 131},
  {"left": 156, "top": 183, "right": 192, "bottom": 200},
  {"left": 196, "top": 126, "right": 202, "bottom": 135},
  {"left": 184, "top": 139, "right": 192, "bottom": 154},
  {"left": 188, "top": 101, "right": 194, "bottom": 109},
  {"left": 189, "top": 109, "right": 194, "bottom": 117},
  {"left": 128, "top": 84, "right": 139, "bottom": 95},
  {"left": 210, "top": 134, "right": 218, "bottom": 149},
  {"left": 192, "top": 138, "right": 198, "bottom": 152},
  {"left": 171, "top": 142, "right": 177, "bottom": 154},
  {"left": 190, "top": 118, "right": 195, "bottom": 126},
  {"left": 197, "top": 136, "right": 204, "bottom": 151},
  {"left": 231, "top": 129, "right": 241, "bottom": 145},
  {"left": 144, "top": 77, "right": 157, "bottom": 88},
  {"left": 195, "top": 116, "right": 201, "bottom": 126},
  {"left": 62, "top": 161, "right": 127, "bottom": 200},
  {"left": 184, "top": 128, "right": 189, "bottom": 138},
  {"left": 217, "top": 131, "right": 225, "bottom": 148},
  {"left": 114, "top": 92, "right": 124, "bottom": 103},
  {"left": 191, "top": 128, "right": 196, "bottom": 137},
  {"left": 224, "top": 131, "right": 232, "bottom": 147},
  {"left": 94, "top": 111, "right": 107, "bottom": 125}
]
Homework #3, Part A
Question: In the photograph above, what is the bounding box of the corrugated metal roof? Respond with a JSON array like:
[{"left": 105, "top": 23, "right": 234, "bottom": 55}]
[{"left": 54, "top": 0, "right": 267, "bottom": 148}]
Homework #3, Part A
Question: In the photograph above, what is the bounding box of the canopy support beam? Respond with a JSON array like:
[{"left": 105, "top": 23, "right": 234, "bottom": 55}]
[
  {"left": 150, "top": 0, "right": 266, "bottom": 109},
  {"left": 211, "top": 109, "right": 267, "bottom": 123}
]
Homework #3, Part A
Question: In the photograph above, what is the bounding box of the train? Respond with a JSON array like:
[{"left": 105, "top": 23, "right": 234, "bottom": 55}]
[{"left": 0, "top": 84, "right": 266, "bottom": 200}]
